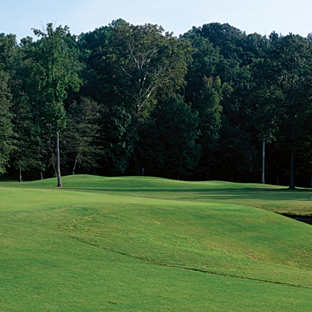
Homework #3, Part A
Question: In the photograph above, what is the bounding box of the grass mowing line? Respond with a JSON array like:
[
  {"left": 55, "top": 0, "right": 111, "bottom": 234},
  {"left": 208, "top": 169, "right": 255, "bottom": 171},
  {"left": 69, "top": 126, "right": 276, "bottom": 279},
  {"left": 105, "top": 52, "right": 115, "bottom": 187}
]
[
  {"left": 68, "top": 229, "right": 312, "bottom": 290},
  {"left": 60, "top": 206, "right": 312, "bottom": 289}
]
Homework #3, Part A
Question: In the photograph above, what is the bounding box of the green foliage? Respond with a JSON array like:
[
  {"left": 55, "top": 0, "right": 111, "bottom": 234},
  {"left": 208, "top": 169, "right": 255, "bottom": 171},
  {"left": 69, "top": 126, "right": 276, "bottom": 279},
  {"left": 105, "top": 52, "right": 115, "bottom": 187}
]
[
  {"left": 97, "top": 105, "right": 135, "bottom": 175},
  {"left": 252, "top": 34, "right": 312, "bottom": 187},
  {"left": 30, "top": 23, "right": 82, "bottom": 128},
  {"left": 216, "top": 116, "right": 257, "bottom": 181},
  {"left": 2, "top": 20, "right": 312, "bottom": 186},
  {"left": 9, "top": 24, "right": 83, "bottom": 181},
  {"left": 81, "top": 21, "right": 193, "bottom": 174},
  {"left": 0, "top": 70, "right": 14, "bottom": 175},
  {"left": 61, "top": 97, "right": 102, "bottom": 174},
  {"left": 108, "top": 22, "right": 191, "bottom": 112},
  {"left": 10, "top": 94, "right": 42, "bottom": 180},
  {"left": 0, "top": 33, "right": 17, "bottom": 71},
  {"left": 139, "top": 94, "right": 200, "bottom": 178},
  {"left": 193, "top": 77, "right": 228, "bottom": 178}
]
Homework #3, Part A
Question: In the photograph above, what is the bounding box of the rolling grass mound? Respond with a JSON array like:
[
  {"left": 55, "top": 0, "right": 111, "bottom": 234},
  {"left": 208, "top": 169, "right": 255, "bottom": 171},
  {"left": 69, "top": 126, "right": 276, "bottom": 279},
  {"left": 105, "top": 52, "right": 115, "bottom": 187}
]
[
  {"left": 1, "top": 175, "right": 312, "bottom": 311},
  {"left": 22, "top": 174, "right": 280, "bottom": 190}
]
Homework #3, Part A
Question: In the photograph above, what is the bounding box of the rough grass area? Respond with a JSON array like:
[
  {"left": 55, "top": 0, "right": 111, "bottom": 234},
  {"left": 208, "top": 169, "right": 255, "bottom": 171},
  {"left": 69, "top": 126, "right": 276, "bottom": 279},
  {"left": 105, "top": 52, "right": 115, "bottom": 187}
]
[{"left": 1, "top": 175, "right": 312, "bottom": 311}]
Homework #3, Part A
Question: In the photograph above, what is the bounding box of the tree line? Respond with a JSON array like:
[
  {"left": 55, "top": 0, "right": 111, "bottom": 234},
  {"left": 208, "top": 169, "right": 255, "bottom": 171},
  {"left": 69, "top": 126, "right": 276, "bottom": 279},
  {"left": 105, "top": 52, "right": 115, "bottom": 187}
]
[{"left": 1, "top": 20, "right": 312, "bottom": 188}]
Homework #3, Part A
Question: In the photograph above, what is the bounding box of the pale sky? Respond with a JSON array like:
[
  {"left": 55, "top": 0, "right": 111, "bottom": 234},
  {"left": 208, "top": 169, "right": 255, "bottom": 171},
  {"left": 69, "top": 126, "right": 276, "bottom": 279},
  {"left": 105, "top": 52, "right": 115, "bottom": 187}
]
[{"left": 1, "top": 0, "right": 312, "bottom": 41}]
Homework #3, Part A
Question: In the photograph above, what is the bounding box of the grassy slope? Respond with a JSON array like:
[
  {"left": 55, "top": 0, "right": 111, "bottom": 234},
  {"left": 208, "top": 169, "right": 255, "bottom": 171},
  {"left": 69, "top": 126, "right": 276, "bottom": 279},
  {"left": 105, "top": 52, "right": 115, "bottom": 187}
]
[
  {"left": 1, "top": 175, "right": 312, "bottom": 311},
  {"left": 22, "top": 175, "right": 312, "bottom": 215}
]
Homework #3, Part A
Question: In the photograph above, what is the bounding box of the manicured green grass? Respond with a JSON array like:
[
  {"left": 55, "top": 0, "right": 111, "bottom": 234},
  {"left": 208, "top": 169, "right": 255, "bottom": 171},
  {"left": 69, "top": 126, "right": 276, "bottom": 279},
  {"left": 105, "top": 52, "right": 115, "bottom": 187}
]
[
  {"left": 1, "top": 175, "right": 312, "bottom": 311},
  {"left": 8, "top": 174, "right": 312, "bottom": 215}
]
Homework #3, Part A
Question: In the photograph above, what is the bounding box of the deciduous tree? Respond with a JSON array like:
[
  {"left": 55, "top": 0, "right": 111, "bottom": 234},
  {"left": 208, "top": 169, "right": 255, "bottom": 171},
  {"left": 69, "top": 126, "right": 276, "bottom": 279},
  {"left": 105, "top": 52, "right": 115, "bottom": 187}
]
[
  {"left": 0, "top": 70, "right": 14, "bottom": 175},
  {"left": 252, "top": 34, "right": 312, "bottom": 188},
  {"left": 26, "top": 24, "right": 82, "bottom": 186}
]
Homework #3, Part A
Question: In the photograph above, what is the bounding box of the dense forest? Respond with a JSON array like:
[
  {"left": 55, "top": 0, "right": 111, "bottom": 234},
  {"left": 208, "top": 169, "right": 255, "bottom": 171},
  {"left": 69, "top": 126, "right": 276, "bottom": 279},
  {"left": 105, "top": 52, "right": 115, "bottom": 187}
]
[{"left": 1, "top": 20, "right": 312, "bottom": 187}]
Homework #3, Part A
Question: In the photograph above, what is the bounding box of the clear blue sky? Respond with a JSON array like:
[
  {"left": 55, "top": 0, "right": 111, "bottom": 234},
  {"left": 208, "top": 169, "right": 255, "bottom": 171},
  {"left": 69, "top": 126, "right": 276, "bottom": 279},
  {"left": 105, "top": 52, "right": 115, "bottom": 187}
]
[{"left": 1, "top": 0, "right": 312, "bottom": 40}]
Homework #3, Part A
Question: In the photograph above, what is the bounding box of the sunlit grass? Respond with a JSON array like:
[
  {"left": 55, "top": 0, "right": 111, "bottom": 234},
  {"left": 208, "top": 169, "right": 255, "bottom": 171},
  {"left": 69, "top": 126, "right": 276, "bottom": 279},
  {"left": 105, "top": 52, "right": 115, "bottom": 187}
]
[{"left": 1, "top": 175, "right": 312, "bottom": 311}]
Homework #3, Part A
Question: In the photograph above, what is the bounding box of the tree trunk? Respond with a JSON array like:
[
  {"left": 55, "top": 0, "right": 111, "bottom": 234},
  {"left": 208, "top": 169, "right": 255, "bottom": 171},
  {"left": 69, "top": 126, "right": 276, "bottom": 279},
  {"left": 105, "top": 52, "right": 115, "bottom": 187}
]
[
  {"left": 40, "top": 170, "right": 44, "bottom": 180},
  {"left": 18, "top": 167, "right": 22, "bottom": 183},
  {"left": 56, "top": 125, "right": 62, "bottom": 187},
  {"left": 72, "top": 156, "right": 78, "bottom": 175},
  {"left": 289, "top": 121, "right": 295, "bottom": 189},
  {"left": 133, "top": 105, "right": 140, "bottom": 176},
  {"left": 289, "top": 151, "right": 295, "bottom": 189},
  {"left": 261, "top": 140, "right": 265, "bottom": 184}
]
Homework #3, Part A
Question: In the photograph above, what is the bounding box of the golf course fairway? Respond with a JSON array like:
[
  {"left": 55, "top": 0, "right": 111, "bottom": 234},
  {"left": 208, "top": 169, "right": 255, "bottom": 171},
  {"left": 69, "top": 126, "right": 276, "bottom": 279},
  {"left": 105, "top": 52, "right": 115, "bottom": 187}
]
[{"left": 1, "top": 175, "right": 311, "bottom": 311}]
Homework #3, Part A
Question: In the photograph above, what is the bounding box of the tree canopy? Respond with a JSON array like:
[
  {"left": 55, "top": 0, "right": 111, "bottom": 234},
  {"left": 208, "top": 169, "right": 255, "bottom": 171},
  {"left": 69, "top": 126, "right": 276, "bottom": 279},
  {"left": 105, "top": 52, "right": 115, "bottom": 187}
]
[{"left": 1, "top": 21, "right": 312, "bottom": 188}]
